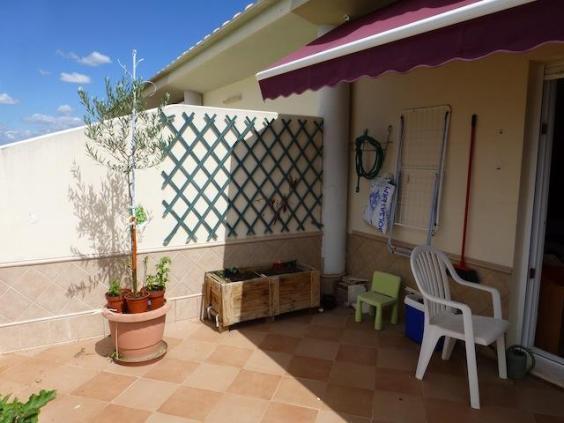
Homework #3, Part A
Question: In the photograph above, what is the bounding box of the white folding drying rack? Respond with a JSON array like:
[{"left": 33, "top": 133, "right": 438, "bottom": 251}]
[{"left": 387, "top": 105, "right": 451, "bottom": 256}]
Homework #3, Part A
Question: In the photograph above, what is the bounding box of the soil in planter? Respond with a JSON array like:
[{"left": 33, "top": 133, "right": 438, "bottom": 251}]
[
  {"left": 218, "top": 260, "right": 299, "bottom": 282},
  {"left": 124, "top": 292, "right": 150, "bottom": 313}
]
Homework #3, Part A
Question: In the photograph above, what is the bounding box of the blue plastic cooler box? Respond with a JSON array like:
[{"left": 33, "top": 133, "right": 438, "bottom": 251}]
[{"left": 404, "top": 292, "right": 443, "bottom": 350}]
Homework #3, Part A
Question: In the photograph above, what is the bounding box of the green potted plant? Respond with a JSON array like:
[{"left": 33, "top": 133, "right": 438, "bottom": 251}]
[
  {"left": 79, "top": 50, "right": 174, "bottom": 363},
  {"left": 0, "top": 389, "right": 56, "bottom": 422},
  {"left": 145, "top": 256, "right": 171, "bottom": 310},
  {"left": 105, "top": 279, "right": 123, "bottom": 313}
]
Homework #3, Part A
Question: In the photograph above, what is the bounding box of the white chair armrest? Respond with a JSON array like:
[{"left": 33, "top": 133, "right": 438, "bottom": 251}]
[
  {"left": 446, "top": 262, "right": 502, "bottom": 319},
  {"left": 421, "top": 293, "right": 476, "bottom": 342}
]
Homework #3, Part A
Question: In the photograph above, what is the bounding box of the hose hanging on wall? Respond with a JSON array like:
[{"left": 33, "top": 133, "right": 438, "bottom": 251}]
[{"left": 354, "top": 128, "right": 390, "bottom": 192}]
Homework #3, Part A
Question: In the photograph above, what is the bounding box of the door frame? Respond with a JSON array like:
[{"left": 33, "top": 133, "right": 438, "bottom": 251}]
[{"left": 522, "top": 77, "right": 564, "bottom": 386}]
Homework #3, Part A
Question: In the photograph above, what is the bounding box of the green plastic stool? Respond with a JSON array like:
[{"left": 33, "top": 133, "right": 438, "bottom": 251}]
[{"left": 355, "top": 271, "right": 401, "bottom": 330}]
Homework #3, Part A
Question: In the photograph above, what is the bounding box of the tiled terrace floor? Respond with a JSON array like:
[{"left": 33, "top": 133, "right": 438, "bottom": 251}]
[{"left": 1, "top": 307, "right": 563, "bottom": 422}]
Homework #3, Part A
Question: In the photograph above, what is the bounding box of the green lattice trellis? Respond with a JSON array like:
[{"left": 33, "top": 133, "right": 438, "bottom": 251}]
[{"left": 161, "top": 111, "right": 323, "bottom": 245}]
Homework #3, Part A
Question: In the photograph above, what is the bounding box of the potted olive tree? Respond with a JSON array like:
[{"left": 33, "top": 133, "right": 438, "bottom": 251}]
[{"left": 79, "top": 50, "right": 174, "bottom": 363}]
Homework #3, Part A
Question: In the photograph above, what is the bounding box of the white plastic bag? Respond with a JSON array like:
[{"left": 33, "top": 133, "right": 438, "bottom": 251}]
[{"left": 363, "top": 178, "right": 395, "bottom": 234}]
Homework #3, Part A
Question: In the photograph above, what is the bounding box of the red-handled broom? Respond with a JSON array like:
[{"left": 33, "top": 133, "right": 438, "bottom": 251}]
[{"left": 455, "top": 114, "right": 480, "bottom": 283}]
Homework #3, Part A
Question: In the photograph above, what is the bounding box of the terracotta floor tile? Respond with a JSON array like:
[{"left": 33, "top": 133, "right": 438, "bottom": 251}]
[
  {"left": 534, "top": 413, "right": 564, "bottom": 423},
  {"left": 165, "top": 339, "right": 216, "bottom": 362},
  {"left": 259, "top": 334, "right": 301, "bottom": 354},
  {"left": 1, "top": 358, "right": 55, "bottom": 385},
  {"left": 0, "top": 353, "right": 26, "bottom": 374},
  {"left": 34, "top": 342, "right": 85, "bottom": 365},
  {"left": 72, "top": 371, "right": 136, "bottom": 401},
  {"left": 310, "top": 312, "right": 348, "bottom": 328},
  {"left": 67, "top": 342, "right": 112, "bottom": 371},
  {"left": 516, "top": 386, "right": 564, "bottom": 417},
  {"left": 373, "top": 390, "right": 427, "bottom": 423},
  {"left": 295, "top": 338, "right": 340, "bottom": 361},
  {"left": 92, "top": 404, "right": 151, "bottom": 423},
  {"left": 306, "top": 325, "right": 343, "bottom": 342},
  {"left": 378, "top": 330, "right": 419, "bottom": 350},
  {"left": 261, "top": 401, "right": 318, "bottom": 423},
  {"left": 479, "top": 382, "right": 520, "bottom": 408},
  {"left": 323, "top": 384, "right": 374, "bottom": 418},
  {"left": 288, "top": 356, "right": 333, "bottom": 381},
  {"left": 476, "top": 406, "right": 537, "bottom": 423},
  {"left": 268, "top": 320, "right": 309, "bottom": 337},
  {"left": 37, "top": 364, "right": 99, "bottom": 394},
  {"left": 220, "top": 330, "right": 266, "bottom": 349},
  {"left": 39, "top": 394, "right": 107, "bottom": 423},
  {"left": 377, "top": 347, "right": 419, "bottom": 372},
  {"left": 190, "top": 324, "right": 224, "bottom": 343},
  {"left": 112, "top": 378, "right": 178, "bottom": 411},
  {"left": 227, "top": 369, "right": 281, "bottom": 400},
  {"left": 207, "top": 345, "right": 253, "bottom": 367},
  {"left": 273, "top": 377, "right": 326, "bottom": 409},
  {"left": 421, "top": 373, "right": 470, "bottom": 404},
  {"left": 206, "top": 393, "right": 269, "bottom": 423},
  {"left": 424, "top": 398, "right": 479, "bottom": 423},
  {"left": 1, "top": 309, "right": 563, "bottom": 423},
  {"left": 373, "top": 367, "right": 423, "bottom": 396},
  {"left": 146, "top": 412, "right": 197, "bottom": 422},
  {"left": 184, "top": 363, "right": 240, "bottom": 392},
  {"left": 236, "top": 320, "right": 272, "bottom": 333},
  {"left": 336, "top": 344, "right": 378, "bottom": 366},
  {"left": 341, "top": 329, "right": 379, "bottom": 348},
  {"left": 329, "top": 362, "right": 376, "bottom": 390},
  {"left": 143, "top": 357, "right": 199, "bottom": 384},
  {"left": 158, "top": 386, "right": 222, "bottom": 421},
  {"left": 0, "top": 378, "right": 28, "bottom": 398},
  {"left": 315, "top": 409, "right": 371, "bottom": 423},
  {"left": 244, "top": 349, "right": 291, "bottom": 375}
]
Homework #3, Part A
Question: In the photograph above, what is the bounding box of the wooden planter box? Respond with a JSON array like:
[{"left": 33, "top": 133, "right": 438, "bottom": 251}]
[{"left": 203, "top": 263, "right": 320, "bottom": 331}]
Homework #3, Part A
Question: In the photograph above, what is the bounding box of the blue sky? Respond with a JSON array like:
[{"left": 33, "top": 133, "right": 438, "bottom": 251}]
[{"left": 0, "top": 0, "right": 252, "bottom": 145}]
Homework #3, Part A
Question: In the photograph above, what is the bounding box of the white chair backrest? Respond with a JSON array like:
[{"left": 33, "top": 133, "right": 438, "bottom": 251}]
[{"left": 410, "top": 245, "right": 453, "bottom": 322}]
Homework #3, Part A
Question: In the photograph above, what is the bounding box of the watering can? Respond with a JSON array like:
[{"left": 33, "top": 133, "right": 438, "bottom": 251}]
[{"left": 506, "top": 345, "right": 535, "bottom": 379}]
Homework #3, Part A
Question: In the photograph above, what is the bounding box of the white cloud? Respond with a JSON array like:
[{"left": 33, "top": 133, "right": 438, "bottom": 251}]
[
  {"left": 60, "top": 72, "right": 91, "bottom": 84},
  {"left": 25, "top": 113, "right": 82, "bottom": 130},
  {"left": 0, "top": 106, "right": 83, "bottom": 145},
  {"left": 0, "top": 93, "right": 18, "bottom": 105},
  {"left": 78, "top": 51, "right": 112, "bottom": 66},
  {"left": 57, "top": 104, "right": 73, "bottom": 115},
  {"left": 0, "top": 126, "right": 36, "bottom": 144},
  {"left": 38, "top": 69, "right": 51, "bottom": 76},
  {"left": 57, "top": 49, "right": 111, "bottom": 66}
]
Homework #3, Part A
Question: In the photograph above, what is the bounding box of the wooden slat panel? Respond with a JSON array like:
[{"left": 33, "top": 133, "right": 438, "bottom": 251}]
[
  {"left": 222, "top": 278, "right": 272, "bottom": 325},
  {"left": 278, "top": 272, "right": 312, "bottom": 314}
]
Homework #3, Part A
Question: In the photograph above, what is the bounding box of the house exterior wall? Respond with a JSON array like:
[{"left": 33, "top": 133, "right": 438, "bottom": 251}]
[
  {"left": 203, "top": 75, "right": 319, "bottom": 116},
  {"left": 347, "top": 45, "right": 564, "bottom": 337}
]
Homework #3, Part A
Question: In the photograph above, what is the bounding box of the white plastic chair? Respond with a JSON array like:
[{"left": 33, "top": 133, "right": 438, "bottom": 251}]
[{"left": 410, "top": 245, "right": 509, "bottom": 409}]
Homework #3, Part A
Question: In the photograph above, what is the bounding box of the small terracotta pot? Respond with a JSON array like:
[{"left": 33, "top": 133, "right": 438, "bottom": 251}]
[
  {"left": 120, "top": 288, "right": 132, "bottom": 313},
  {"left": 148, "top": 289, "right": 166, "bottom": 310},
  {"left": 105, "top": 294, "right": 123, "bottom": 313},
  {"left": 124, "top": 292, "right": 150, "bottom": 314}
]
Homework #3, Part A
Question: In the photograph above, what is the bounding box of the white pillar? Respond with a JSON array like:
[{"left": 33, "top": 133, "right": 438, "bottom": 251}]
[
  {"left": 183, "top": 90, "right": 203, "bottom": 106},
  {"left": 318, "top": 83, "right": 350, "bottom": 282},
  {"left": 315, "top": 25, "right": 350, "bottom": 289}
]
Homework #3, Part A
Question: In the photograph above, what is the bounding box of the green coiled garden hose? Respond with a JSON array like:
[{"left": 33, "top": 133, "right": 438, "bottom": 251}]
[{"left": 355, "top": 129, "right": 386, "bottom": 193}]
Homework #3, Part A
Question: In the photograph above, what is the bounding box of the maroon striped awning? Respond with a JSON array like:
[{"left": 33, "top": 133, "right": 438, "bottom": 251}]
[{"left": 257, "top": 0, "right": 564, "bottom": 100}]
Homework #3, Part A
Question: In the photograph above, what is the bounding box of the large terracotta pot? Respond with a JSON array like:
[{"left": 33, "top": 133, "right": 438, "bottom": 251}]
[{"left": 102, "top": 301, "right": 171, "bottom": 363}]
